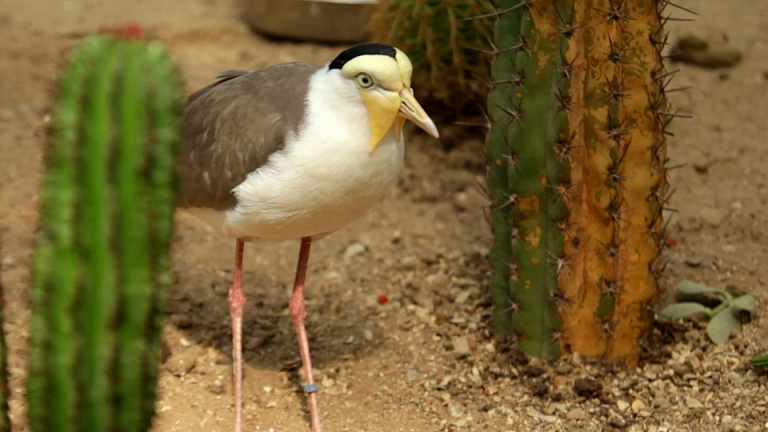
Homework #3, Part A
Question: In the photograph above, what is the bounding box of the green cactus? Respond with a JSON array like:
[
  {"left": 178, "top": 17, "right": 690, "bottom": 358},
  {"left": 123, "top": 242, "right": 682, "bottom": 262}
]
[
  {"left": 487, "top": 0, "right": 670, "bottom": 365},
  {"left": 370, "top": 0, "right": 495, "bottom": 117},
  {"left": 28, "top": 36, "right": 183, "bottom": 432}
]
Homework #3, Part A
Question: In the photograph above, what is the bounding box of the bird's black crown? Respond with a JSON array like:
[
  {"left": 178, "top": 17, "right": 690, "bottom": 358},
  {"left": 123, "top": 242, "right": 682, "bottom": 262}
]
[{"left": 329, "top": 43, "right": 397, "bottom": 70}]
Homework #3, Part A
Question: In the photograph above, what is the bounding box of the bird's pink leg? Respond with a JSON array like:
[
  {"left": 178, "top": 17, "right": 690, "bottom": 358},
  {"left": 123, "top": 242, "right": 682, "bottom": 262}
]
[
  {"left": 289, "top": 237, "right": 322, "bottom": 432},
  {"left": 229, "top": 239, "right": 246, "bottom": 432}
]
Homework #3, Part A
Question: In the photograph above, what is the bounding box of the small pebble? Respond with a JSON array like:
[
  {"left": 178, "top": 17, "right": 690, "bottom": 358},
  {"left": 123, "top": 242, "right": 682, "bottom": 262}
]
[
  {"left": 631, "top": 399, "right": 647, "bottom": 414},
  {"left": 452, "top": 336, "right": 471, "bottom": 357},
  {"left": 406, "top": 369, "right": 420, "bottom": 381},
  {"left": 412, "top": 292, "right": 434, "bottom": 311},
  {"left": 454, "top": 290, "right": 471, "bottom": 305},
  {"left": 448, "top": 401, "right": 466, "bottom": 417},
  {"left": 453, "top": 192, "right": 470, "bottom": 211},
  {"left": 684, "top": 258, "right": 702, "bottom": 268},
  {"left": 164, "top": 352, "right": 197, "bottom": 376},
  {"left": 671, "top": 363, "right": 691, "bottom": 376},
  {"left": 700, "top": 207, "right": 726, "bottom": 227},
  {"left": 343, "top": 242, "right": 368, "bottom": 260},
  {"left": 573, "top": 377, "right": 602, "bottom": 398},
  {"left": 671, "top": 31, "right": 742, "bottom": 68},
  {"left": 685, "top": 397, "right": 704, "bottom": 409},
  {"left": 566, "top": 407, "right": 588, "bottom": 420},
  {"left": 207, "top": 380, "right": 225, "bottom": 395},
  {"left": 244, "top": 334, "right": 268, "bottom": 350},
  {"left": 527, "top": 408, "right": 557, "bottom": 423},
  {"left": 425, "top": 271, "right": 449, "bottom": 290},
  {"left": 399, "top": 255, "right": 419, "bottom": 269},
  {"left": 609, "top": 415, "right": 627, "bottom": 428}
]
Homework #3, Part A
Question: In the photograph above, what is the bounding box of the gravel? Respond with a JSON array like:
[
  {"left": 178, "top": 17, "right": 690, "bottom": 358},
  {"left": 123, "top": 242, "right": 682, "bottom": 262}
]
[{"left": 364, "top": 247, "right": 768, "bottom": 431}]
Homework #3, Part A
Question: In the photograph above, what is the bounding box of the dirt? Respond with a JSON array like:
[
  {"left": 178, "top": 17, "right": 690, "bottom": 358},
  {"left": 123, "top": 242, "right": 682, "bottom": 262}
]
[{"left": 1, "top": 1, "right": 767, "bottom": 431}]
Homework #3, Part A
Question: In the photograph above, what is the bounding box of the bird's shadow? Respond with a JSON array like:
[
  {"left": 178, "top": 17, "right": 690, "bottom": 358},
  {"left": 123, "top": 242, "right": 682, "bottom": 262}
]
[{"left": 167, "top": 231, "right": 385, "bottom": 423}]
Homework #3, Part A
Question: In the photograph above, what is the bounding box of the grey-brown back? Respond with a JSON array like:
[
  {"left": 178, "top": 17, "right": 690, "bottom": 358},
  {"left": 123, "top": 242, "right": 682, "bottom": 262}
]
[{"left": 179, "top": 62, "right": 322, "bottom": 210}]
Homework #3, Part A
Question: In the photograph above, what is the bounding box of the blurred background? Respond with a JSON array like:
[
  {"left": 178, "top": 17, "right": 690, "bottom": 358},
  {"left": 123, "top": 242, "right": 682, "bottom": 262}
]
[{"left": 1, "top": 1, "right": 767, "bottom": 431}]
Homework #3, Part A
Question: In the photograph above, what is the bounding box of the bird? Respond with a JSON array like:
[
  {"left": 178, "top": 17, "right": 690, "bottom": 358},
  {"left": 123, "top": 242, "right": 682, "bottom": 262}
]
[{"left": 178, "top": 43, "right": 439, "bottom": 432}]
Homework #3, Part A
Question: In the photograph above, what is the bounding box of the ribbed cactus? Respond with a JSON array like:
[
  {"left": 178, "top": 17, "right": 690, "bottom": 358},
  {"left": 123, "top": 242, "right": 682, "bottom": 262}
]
[
  {"left": 28, "top": 36, "right": 183, "bottom": 432},
  {"left": 487, "top": 0, "right": 670, "bottom": 365},
  {"left": 370, "top": 0, "right": 495, "bottom": 115}
]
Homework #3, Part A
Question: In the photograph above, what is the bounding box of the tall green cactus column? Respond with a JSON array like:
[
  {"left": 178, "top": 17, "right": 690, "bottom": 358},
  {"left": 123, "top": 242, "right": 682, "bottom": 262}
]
[
  {"left": 28, "top": 36, "right": 183, "bottom": 432},
  {"left": 487, "top": 0, "right": 669, "bottom": 365},
  {"left": 487, "top": 0, "right": 571, "bottom": 361}
]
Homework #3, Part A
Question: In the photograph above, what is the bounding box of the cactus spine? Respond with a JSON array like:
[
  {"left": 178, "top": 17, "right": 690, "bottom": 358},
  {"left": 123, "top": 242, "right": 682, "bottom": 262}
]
[
  {"left": 487, "top": 0, "right": 669, "bottom": 365},
  {"left": 28, "top": 36, "right": 183, "bottom": 432},
  {"left": 370, "top": 0, "right": 495, "bottom": 115}
]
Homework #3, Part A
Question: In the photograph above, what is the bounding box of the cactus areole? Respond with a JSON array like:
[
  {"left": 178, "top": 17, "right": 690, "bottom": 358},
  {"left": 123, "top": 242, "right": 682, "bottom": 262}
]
[
  {"left": 487, "top": 0, "right": 669, "bottom": 365},
  {"left": 28, "top": 36, "right": 183, "bottom": 432}
]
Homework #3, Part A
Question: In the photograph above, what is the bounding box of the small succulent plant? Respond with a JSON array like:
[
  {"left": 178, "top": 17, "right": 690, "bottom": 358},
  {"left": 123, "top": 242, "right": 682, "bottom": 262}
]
[
  {"left": 753, "top": 355, "right": 768, "bottom": 373},
  {"left": 658, "top": 281, "right": 756, "bottom": 345}
]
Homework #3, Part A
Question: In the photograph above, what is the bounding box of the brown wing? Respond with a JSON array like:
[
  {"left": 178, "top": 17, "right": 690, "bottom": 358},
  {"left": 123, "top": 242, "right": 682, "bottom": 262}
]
[{"left": 179, "top": 62, "right": 322, "bottom": 210}]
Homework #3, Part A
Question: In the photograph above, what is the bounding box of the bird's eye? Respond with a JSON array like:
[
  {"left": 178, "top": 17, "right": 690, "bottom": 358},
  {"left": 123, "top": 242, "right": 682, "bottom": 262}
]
[{"left": 356, "top": 73, "right": 374, "bottom": 88}]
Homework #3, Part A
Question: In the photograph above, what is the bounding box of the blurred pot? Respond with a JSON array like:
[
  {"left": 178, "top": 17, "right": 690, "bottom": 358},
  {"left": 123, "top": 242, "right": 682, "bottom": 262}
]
[{"left": 244, "top": 0, "right": 377, "bottom": 44}]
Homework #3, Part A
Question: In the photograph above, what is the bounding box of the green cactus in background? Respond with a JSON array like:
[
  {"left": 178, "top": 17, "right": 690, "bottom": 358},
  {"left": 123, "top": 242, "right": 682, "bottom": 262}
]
[
  {"left": 28, "top": 36, "right": 183, "bottom": 432},
  {"left": 487, "top": 0, "right": 672, "bottom": 365},
  {"left": 370, "top": 0, "right": 495, "bottom": 117}
]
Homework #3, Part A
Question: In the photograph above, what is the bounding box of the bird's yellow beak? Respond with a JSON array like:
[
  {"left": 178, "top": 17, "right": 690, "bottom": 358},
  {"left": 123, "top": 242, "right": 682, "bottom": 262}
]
[
  {"left": 397, "top": 87, "right": 439, "bottom": 141},
  {"left": 363, "top": 88, "right": 439, "bottom": 152}
]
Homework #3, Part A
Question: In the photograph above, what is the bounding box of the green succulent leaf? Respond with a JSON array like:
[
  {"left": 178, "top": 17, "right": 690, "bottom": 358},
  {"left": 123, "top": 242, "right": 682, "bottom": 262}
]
[
  {"left": 706, "top": 306, "right": 742, "bottom": 345},
  {"left": 658, "top": 302, "right": 712, "bottom": 320},
  {"left": 677, "top": 280, "right": 726, "bottom": 296},
  {"left": 753, "top": 355, "right": 768, "bottom": 369},
  {"left": 732, "top": 295, "right": 756, "bottom": 313}
]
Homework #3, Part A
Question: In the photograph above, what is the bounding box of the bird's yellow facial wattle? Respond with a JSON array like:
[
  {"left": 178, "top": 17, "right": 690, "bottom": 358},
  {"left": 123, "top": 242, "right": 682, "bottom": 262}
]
[{"left": 341, "top": 49, "right": 439, "bottom": 152}]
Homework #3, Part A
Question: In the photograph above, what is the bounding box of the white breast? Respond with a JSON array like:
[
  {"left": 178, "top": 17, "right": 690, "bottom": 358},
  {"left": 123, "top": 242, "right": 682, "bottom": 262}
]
[{"left": 213, "top": 69, "right": 405, "bottom": 241}]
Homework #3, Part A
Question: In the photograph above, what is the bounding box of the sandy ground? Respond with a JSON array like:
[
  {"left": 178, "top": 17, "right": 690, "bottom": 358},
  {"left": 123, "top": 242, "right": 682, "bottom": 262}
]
[{"left": 1, "top": 1, "right": 767, "bottom": 431}]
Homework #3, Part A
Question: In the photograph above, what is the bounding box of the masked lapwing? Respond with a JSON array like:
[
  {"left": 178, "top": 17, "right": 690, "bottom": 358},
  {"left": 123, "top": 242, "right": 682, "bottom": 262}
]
[{"left": 179, "top": 43, "right": 439, "bottom": 432}]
